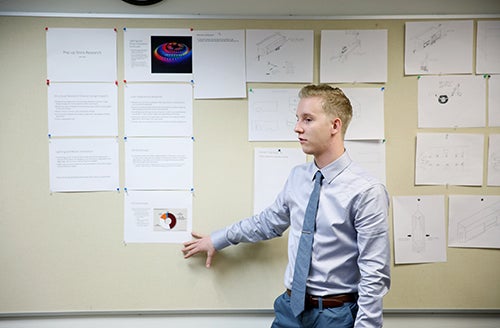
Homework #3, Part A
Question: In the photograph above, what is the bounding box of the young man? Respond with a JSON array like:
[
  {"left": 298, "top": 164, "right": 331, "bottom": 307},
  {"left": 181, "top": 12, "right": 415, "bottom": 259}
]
[{"left": 182, "top": 84, "right": 390, "bottom": 328}]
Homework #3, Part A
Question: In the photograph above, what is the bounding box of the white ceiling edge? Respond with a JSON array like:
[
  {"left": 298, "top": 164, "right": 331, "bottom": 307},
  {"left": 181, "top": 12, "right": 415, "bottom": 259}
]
[{"left": 1, "top": 11, "right": 500, "bottom": 20}]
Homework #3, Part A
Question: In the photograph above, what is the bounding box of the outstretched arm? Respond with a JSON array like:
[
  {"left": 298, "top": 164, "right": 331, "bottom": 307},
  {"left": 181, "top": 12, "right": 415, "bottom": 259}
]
[{"left": 182, "top": 232, "right": 217, "bottom": 268}]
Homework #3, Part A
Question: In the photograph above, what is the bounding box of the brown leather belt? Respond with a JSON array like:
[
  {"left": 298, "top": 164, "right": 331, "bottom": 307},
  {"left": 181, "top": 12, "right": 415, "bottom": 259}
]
[{"left": 286, "top": 289, "right": 358, "bottom": 309}]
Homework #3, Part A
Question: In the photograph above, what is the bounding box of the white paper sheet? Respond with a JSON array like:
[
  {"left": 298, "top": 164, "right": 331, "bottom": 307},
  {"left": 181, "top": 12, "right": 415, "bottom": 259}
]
[
  {"left": 393, "top": 195, "right": 447, "bottom": 264},
  {"left": 48, "top": 138, "right": 119, "bottom": 192},
  {"left": 253, "top": 148, "right": 306, "bottom": 214},
  {"left": 405, "top": 20, "right": 473, "bottom": 75},
  {"left": 448, "top": 195, "right": 500, "bottom": 249},
  {"left": 124, "top": 137, "right": 193, "bottom": 190},
  {"left": 124, "top": 28, "right": 193, "bottom": 82},
  {"left": 489, "top": 75, "right": 500, "bottom": 127},
  {"left": 124, "top": 190, "right": 192, "bottom": 243},
  {"left": 246, "top": 30, "right": 313, "bottom": 83},
  {"left": 124, "top": 83, "right": 193, "bottom": 137},
  {"left": 476, "top": 21, "right": 500, "bottom": 74},
  {"left": 343, "top": 87, "right": 385, "bottom": 140},
  {"left": 48, "top": 82, "right": 118, "bottom": 137},
  {"left": 248, "top": 88, "right": 300, "bottom": 141},
  {"left": 320, "top": 29, "right": 387, "bottom": 83},
  {"left": 487, "top": 134, "right": 500, "bottom": 186},
  {"left": 415, "top": 133, "right": 484, "bottom": 186},
  {"left": 345, "top": 140, "right": 386, "bottom": 185},
  {"left": 418, "top": 75, "right": 486, "bottom": 128},
  {"left": 193, "top": 30, "right": 246, "bottom": 99},
  {"left": 46, "top": 28, "right": 117, "bottom": 82}
]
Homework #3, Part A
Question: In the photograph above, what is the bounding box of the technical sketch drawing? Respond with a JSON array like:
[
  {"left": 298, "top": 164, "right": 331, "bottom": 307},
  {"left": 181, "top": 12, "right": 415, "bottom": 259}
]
[
  {"left": 435, "top": 80, "right": 463, "bottom": 105},
  {"left": 407, "top": 207, "right": 430, "bottom": 253},
  {"left": 417, "top": 146, "right": 466, "bottom": 171},
  {"left": 330, "top": 31, "right": 365, "bottom": 63},
  {"left": 409, "top": 24, "right": 452, "bottom": 72},
  {"left": 256, "top": 32, "right": 287, "bottom": 61},
  {"left": 456, "top": 200, "right": 500, "bottom": 243}
]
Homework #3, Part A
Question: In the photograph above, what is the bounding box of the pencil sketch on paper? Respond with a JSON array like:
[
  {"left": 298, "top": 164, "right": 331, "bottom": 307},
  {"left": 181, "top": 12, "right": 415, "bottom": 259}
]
[
  {"left": 455, "top": 199, "right": 500, "bottom": 243},
  {"left": 256, "top": 32, "right": 287, "bottom": 61},
  {"left": 417, "top": 145, "right": 466, "bottom": 171},
  {"left": 435, "top": 80, "right": 463, "bottom": 105},
  {"left": 254, "top": 32, "right": 299, "bottom": 77},
  {"left": 329, "top": 31, "right": 365, "bottom": 63},
  {"left": 409, "top": 23, "right": 452, "bottom": 72}
]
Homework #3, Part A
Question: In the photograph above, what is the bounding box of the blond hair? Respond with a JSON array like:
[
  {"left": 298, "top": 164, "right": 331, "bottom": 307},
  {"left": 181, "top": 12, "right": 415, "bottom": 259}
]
[{"left": 299, "top": 84, "right": 353, "bottom": 136}]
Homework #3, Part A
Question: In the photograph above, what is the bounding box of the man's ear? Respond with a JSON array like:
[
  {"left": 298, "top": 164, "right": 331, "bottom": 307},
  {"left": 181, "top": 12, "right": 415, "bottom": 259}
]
[{"left": 331, "top": 117, "right": 342, "bottom": 134}]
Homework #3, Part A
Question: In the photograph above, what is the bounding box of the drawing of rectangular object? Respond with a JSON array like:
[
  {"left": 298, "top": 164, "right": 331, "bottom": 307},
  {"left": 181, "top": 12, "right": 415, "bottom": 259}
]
[{"left": 457, "top": 202, "right": 500, "bottom": 242}]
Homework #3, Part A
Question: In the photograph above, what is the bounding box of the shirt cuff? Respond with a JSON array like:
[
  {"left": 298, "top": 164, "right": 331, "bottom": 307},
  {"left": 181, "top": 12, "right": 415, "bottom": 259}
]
[{"left": 211, "top": 228, "right": 232, "bottom": 250}]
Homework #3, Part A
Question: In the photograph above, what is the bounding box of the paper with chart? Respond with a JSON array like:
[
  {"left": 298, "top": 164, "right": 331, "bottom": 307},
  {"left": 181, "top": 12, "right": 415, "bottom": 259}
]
[
  {"left": 476, "top": 20, "right": 500, "bottom": 74},
  {"left": 253, "top": 148, "right": 306, "bottom": 214},
  {"left": 124, "top": 28, "right": 192, "bottom": 82},
  {"left": 405, "top": 20, "right": 473, "bottom": 75},
  {"left": 345, "top": 140, "right": 386, "bottom": 185},
  {"left": 48, "top": 138, "right": 119, "bottom": 192},
  {"left": 448, "top": 195, "right": 500, "bottom": 249},
  {"left": 248, "top": 88, "right": 300, "bottom": 141},
  {"left": 418, "top": 75, "right": 486, "bottom": 128},
  {"left": 320, "top": 29, "right": 387, "bottom": 83},
  {"left": 415, "top": 133, "right": 484, "bottom": 186},
  {"left": 488, "top": 134, "right": 500, "bottom": 186},
  {"left": 343, "top": 88, "right": 385, "bottom": 140},
  {"left": 124, "top": 83, "right": 192, "bottom": 137},
  {"left": 124, "top": 190, "right": 192, "bottom": 243},
  {"left": 489, "top": 75, "right": 500, "bottom": 127},
  {"left": 246, "top": 30, "right": 313, "bottom": 83},
  {"left": 124, "top": 137, "right": 193, "bottom": 190},
  {"left": 393, "top": 195, "right": 447, "bottom": 264},
  {"left": 46, "top": 28, "right": 116, "bottom": 82},
  {"left": 48, "top": 82, "right": 118, "bottom": 137},
  {"left": 192, "top": 30, "right": 246, "bottom": 99}
]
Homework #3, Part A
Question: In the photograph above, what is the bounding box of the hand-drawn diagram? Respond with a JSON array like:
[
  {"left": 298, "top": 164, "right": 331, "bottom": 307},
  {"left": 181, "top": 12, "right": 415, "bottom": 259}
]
[
  {"left": 405, "top": 20, "right": 474, "bottom": 75},
  {"left": 392, "top": 195, "right": 447, "bottom": 264},
  {"left": 417, "top": 145, "right": 466, "bottom": 171},
  {"left": 435, "top": 80, "right": 462, "bottom": 105},
  {"left": 330, "top": 31, "right": 364, "bottom": 63},
  {"left": 409, "top": 23, "right": 451, "bottom": 72},
  {"left": 246, "top": 30, "right": 313, "bottom": 83},
  {"left": 449, "top": 196, "right": 500, "bottom": 249}
]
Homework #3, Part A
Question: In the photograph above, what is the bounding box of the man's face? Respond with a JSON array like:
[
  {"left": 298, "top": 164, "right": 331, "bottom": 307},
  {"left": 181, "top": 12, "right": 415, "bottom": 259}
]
[{"left": 294, "top": 96, "right": 334, "bottom": 157}]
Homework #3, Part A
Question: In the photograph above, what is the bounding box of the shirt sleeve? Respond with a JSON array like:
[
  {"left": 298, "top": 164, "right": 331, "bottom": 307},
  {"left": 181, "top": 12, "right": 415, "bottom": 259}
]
[
  {"left": 211, "top": 187, "right": 291, "bottom": 251},
  {"left": 353, "top": 184, "right": 391, "bottom": 328}
]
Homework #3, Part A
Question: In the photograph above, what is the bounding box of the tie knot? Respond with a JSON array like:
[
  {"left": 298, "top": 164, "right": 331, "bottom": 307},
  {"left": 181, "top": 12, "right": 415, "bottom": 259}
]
[{"left": 314, "top": 171, "right": 323, "bottom": 184}]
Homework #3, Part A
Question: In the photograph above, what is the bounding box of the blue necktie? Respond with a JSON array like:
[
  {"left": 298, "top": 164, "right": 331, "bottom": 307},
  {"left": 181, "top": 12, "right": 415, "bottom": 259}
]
[{"left": 290, "top": 170, "right": 323, "bottom": 317}]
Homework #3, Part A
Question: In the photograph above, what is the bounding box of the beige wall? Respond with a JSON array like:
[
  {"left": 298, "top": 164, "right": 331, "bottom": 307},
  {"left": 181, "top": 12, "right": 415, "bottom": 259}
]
[{"left": 0, "top": 15, "right": 499, "bottom": 313}]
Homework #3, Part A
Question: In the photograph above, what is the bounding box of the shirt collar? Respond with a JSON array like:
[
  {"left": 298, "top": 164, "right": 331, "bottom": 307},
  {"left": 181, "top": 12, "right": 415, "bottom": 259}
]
[{"left": 311, "top": 151, "right": 352, "bottom": 184}]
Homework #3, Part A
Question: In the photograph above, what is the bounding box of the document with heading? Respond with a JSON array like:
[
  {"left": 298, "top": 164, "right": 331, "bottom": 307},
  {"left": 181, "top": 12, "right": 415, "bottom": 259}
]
[
  {"left": 48, "top": 82, "right": 118, "bottom": 137},
  {"left": 253, "top": 147, "right": 306, "bottom": 214},
  {"left": 415, "top": 133, "right": 484, "bottom": 186},
  {"left": 124, "top": 28, "right": 193, "bottom": 82},
  {"left": 48, "top": 138, "right": 119, "bottom": 192},
  {"left": 124, "top": 137, "right": 193, "bottom": 190},
  {"left": 393, "top": 195, "right": 447, "bottom": 264},
  {"left": 193, "top": 30, "right": 246, "bottom": 99},
  {"left": 46, "top": 27, "right": 117, "bottom": 82},
  {"left": 124, "top": 190, "right": 192, "bottom": 243},
  {"left": 124, "top": 83, "right": 193, "bottom": 137}
]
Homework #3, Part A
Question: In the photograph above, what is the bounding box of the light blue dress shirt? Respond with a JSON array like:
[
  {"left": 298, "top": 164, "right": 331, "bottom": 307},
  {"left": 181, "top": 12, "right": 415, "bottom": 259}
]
[{"left": 211, "top": 151, "right": 391, "bottom": 328}]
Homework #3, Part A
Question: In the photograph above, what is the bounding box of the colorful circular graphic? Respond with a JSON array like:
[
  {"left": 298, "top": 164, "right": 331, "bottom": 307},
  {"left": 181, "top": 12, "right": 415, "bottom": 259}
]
[
  {"left": 160, "top": 212, "right": 177, "bottom": 229},
  {"left": 153, "top": 42, "right": 192, "bottom": 64}
]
